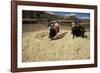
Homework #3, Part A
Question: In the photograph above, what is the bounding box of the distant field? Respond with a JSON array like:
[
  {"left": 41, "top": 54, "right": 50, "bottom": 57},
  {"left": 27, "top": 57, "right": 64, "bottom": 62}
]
[{"left": 22, "top": 24, "right": 90, "bottom": 62}]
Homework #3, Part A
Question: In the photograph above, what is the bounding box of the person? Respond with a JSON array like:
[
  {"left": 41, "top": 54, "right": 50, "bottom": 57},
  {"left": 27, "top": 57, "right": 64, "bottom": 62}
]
[
  {"left": 54, "top": 21, "right": 60, "bottom": 35},
  {"left": 72, "top": 22, "right": 75, "bottom": 28}
]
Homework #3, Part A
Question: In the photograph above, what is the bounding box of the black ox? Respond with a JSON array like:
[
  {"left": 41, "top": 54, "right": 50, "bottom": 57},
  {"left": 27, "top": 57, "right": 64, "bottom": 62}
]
[
  {"left": 71, "top": 25, "right": 86, "bottom": 39},
  {"left": 49, "top": 25, "right": 56, "bottom": 39},
  {"left": 48, "top": 24, "right": 56, "bottom": 39}
]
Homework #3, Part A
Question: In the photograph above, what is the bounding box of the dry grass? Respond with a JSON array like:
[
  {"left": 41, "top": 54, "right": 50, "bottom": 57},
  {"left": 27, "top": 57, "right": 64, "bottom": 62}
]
[{"left": 22, "top": 24, "right": 90, "bottom": 62}]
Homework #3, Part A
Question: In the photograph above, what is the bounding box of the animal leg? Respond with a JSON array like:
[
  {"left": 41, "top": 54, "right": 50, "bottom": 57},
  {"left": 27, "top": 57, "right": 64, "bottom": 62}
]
[{"left": 73, "top": 35, "right": 75, "bottom": 39}]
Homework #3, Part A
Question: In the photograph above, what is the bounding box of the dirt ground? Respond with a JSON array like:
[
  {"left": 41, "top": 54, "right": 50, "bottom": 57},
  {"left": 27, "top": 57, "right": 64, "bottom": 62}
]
[{"left": 22, "top": 24, "right": 90, "bottom": 62}]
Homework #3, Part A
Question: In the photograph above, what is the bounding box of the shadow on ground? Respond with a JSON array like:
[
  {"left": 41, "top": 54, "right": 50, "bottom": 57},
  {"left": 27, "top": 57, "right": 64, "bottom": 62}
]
[{"left": 52, "top": 32, "right": 68, "bottom": 40}]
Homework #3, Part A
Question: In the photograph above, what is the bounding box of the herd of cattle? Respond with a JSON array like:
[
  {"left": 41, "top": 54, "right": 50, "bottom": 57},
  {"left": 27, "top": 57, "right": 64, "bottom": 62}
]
[{"left": 48, "top": 21, "right": 86, "bottom": 40}]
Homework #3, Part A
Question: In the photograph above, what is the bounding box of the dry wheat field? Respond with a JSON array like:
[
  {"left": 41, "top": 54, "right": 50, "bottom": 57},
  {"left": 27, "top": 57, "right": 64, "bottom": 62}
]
[{"left": 22, "top": 24, "right": 90, "bottom": 62}]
